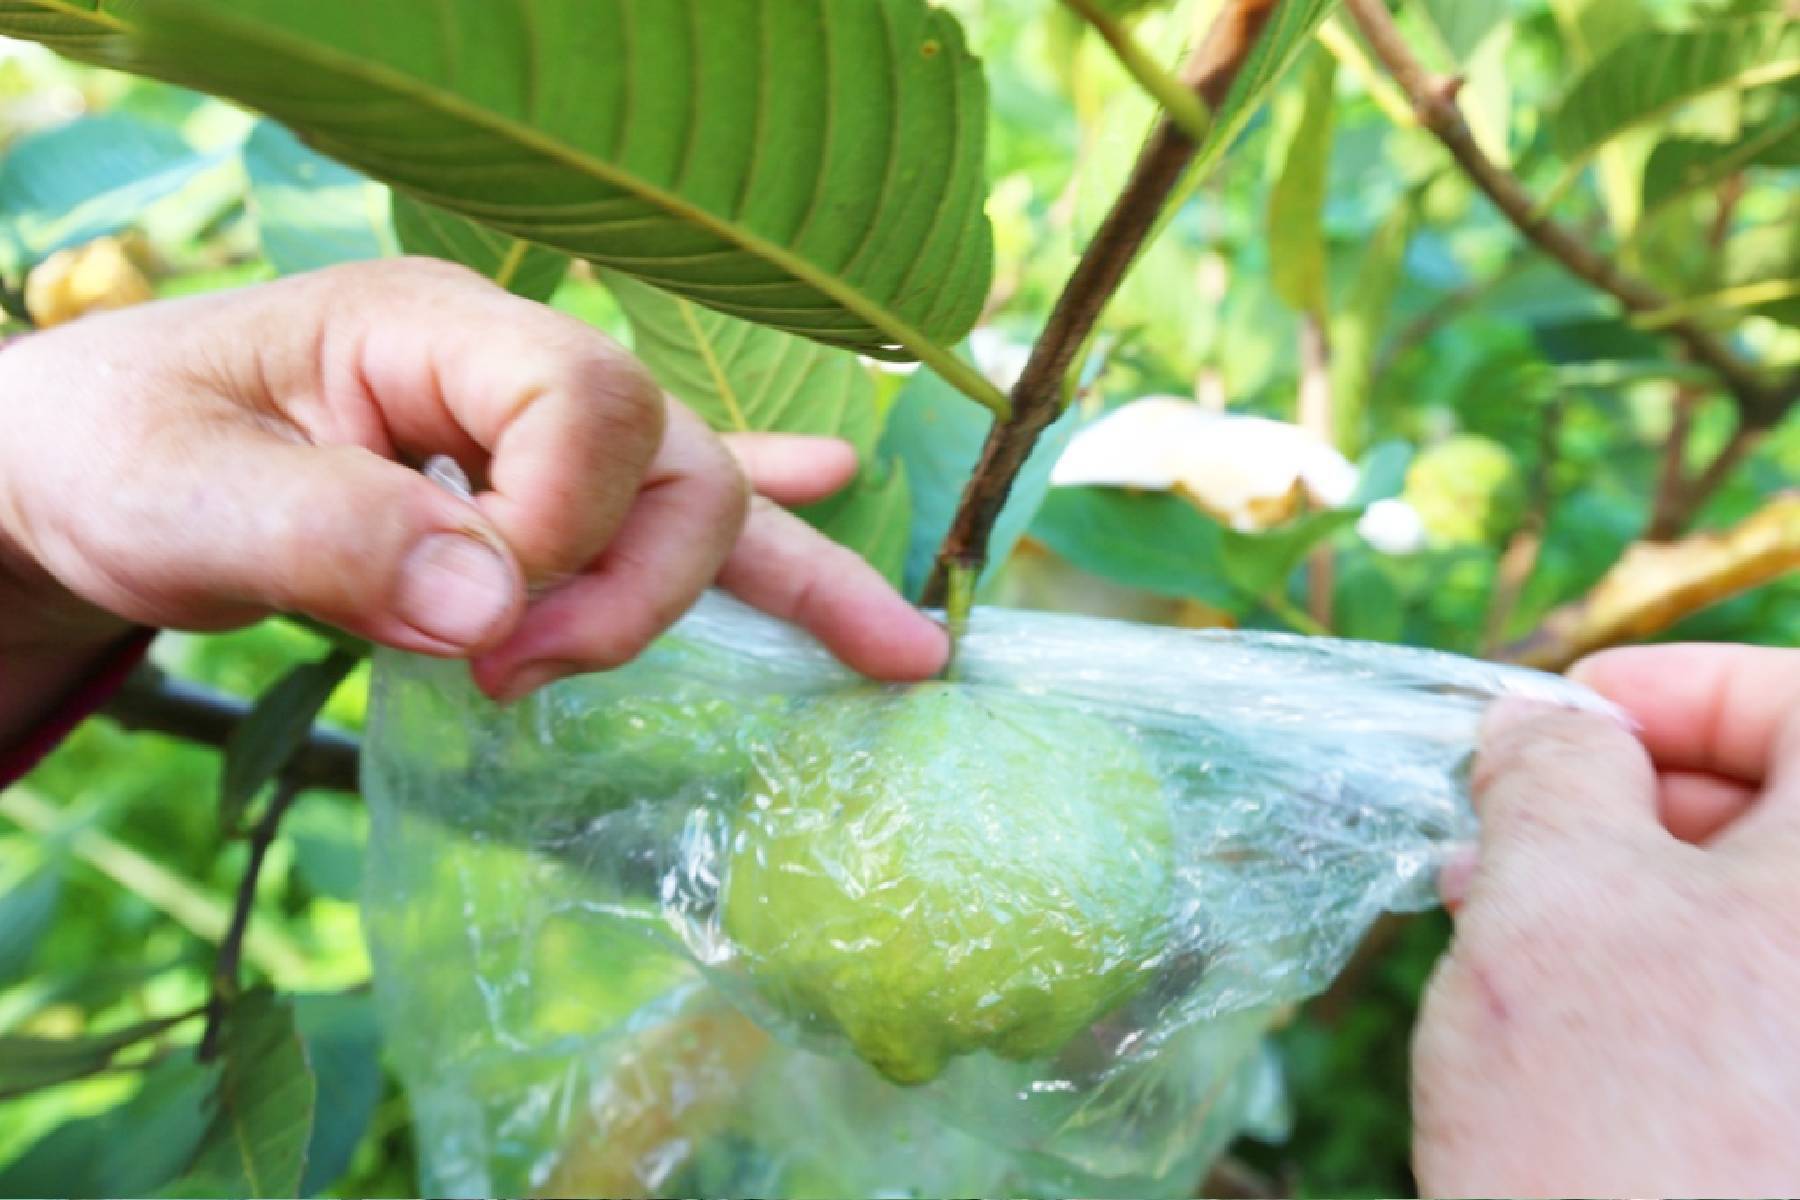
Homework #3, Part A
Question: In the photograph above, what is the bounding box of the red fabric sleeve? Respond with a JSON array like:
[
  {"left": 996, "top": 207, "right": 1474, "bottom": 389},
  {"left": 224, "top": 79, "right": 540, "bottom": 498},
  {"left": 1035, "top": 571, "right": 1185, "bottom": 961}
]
[{"left": 0, "top": 630, "right": 156, "bottom": 788}]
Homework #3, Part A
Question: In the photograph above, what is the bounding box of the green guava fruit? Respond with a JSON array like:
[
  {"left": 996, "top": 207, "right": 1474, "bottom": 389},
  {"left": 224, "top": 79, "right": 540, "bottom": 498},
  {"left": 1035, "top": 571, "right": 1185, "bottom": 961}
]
[
  {"left": 722, "top": 683, "right": 1175, "bottom": 1085},
  {"left": 1403, "top": 434, "right": 1527, "bottom": 547}
]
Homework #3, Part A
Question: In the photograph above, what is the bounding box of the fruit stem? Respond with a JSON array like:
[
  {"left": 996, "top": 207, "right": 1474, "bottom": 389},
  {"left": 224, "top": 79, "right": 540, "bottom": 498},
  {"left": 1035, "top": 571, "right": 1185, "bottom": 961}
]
[{"left": 942, "top": 562, "right": 977, "bottom": 678}]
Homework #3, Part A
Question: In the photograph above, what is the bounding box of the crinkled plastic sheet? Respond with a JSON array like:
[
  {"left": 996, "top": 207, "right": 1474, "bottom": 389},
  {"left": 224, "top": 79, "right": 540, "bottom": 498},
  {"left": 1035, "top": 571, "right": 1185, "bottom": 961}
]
[{"left": 361, "top": 593, "right": 1610, "bottom": 1199}]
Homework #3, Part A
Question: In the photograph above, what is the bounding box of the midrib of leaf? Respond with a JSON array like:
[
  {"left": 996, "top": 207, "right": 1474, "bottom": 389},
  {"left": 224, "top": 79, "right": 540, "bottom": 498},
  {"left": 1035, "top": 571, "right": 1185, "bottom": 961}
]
[
  {"left": 226, "top": 1067, "right": 264, "bottom": 1196},
  {"left": 17, "top": 0, "right": 127, "bottom": 31},
  {"left": 134, "top": 4, "right": 1011, "bottom": 417},
  {"left": 491, "top": 238, "right": 530, "bottom": 291},
  {"left": 674, "top": 298, "right": 749, "bottom": 432}
]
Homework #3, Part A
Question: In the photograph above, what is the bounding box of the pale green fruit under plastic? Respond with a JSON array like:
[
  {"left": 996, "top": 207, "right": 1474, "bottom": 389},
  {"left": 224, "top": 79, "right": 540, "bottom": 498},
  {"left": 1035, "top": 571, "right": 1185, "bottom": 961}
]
[{"left": 723, "top": 683, "right": 1175, "bottom": 1085}]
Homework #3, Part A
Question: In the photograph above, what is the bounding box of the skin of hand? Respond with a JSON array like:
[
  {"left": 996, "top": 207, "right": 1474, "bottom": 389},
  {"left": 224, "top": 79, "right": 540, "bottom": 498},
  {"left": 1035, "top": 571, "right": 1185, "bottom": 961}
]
[
  {"left": 0, "top": 259, "right": 948, "bottom": 742},
  {"left": 1414, "top": 643, "right": 1800, "bottom": 1197}
]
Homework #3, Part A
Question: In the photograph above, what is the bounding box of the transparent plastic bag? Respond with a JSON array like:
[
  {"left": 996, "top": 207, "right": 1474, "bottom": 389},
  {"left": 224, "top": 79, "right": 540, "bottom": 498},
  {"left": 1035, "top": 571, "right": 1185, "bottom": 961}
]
[{"left": 360, "top": 592, "right": 1611, "bottom": 1198}]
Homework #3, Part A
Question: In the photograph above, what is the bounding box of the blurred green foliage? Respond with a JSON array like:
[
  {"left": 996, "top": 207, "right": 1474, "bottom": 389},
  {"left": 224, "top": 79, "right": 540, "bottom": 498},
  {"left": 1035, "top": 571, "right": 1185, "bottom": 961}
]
[{"left": 1, "top": 0, "right": 1797, "bottom": 1194}]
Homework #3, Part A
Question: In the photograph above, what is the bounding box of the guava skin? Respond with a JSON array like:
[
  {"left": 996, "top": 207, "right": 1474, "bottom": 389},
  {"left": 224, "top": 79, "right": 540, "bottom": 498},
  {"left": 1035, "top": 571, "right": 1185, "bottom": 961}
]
[{"left": 722, "top": 683, "right": 1175, "bottom": 1085}]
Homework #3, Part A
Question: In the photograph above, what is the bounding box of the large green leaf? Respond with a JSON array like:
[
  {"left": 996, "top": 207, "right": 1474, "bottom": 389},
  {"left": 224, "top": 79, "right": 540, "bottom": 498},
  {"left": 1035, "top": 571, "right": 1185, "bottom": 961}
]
[
  {"left": 391, "top": 195, "right": 569, "bottom": 302},
  {"left": 80, "top": 0, "right": 996, "bottom": 388},
  {"left": 169, "top": 989, "right": 316, "bottom": 1199},
  {"left": 1547, "top": 20, "right": 1800, "bottom": 176},
  {"left": 241, "top": 119, "right": 394, "bottom": 276},
  {"left": 607, "top": 270, "right": 911, "bottom": 574},
  {"left": 607, "top": 271, "right": 881, "bottom": 457}
]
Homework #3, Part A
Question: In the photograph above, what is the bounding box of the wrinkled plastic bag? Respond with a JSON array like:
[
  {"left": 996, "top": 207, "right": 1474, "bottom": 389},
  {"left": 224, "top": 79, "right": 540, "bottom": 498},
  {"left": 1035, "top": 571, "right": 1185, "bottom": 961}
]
[{"left": 361, "top": 592, "right": 1610, "bottom": 1198}]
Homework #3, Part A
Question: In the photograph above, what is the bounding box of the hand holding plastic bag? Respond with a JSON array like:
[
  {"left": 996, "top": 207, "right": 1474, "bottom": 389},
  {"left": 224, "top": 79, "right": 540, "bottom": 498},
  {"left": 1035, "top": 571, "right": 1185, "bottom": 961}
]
[{"left": 361, "top": 593, "right": 1610, "bottom": 1197}]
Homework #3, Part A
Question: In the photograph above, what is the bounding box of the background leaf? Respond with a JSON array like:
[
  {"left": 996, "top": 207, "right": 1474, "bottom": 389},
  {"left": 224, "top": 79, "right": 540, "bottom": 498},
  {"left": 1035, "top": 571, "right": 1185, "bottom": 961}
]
[
  {"left": 241, "top": 119, "right": 393, "bottom": 275},
  {"left": 294, "top": 992, "right": 382, "bottom": 1197},
  {"left": 1547, "top": 19, "right": 1800, "bottom": 171},
  {"left": 0, "top": 112, "right": 221, "bottom": 272},
  {"left": 169, "top": 989, "right": 315, "bottom": 1199},
  {"left": 390, "top": 196, "right": 568, "bottom": 302},
  {"left": 0, "top": 1055, "right": 217, "bottom": 1198},
  {"left": 882, "top": 364, "right": 1079, "bottom": 600},
  {"left": 0, "top": 1014, "right": 192, "bottom": 1101},
  {"left": 0, "top": 868, "right": 61, "bottom": 986},
  {"left": 220, "top": 650, "right": 358, "bottom": 831},
  {"left": 1268, "top": 50, "right": 1337, "bottom": 318}
]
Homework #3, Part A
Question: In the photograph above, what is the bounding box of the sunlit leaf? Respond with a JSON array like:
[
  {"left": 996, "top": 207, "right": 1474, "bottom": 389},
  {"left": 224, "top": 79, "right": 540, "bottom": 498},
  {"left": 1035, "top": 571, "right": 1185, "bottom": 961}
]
[
  {"left": 1547, "top": 19, "right": 1800, "bottom": 175},
  {"left": 1268, "top": 50, "right": 1337, "bottom": 318}
]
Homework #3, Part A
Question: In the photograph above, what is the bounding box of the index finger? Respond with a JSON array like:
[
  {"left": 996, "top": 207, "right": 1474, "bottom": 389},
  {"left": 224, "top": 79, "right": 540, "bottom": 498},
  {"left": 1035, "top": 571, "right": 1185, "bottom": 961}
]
[{"left": 1570, "top": 644, "right": 1800, "bottom": 787}]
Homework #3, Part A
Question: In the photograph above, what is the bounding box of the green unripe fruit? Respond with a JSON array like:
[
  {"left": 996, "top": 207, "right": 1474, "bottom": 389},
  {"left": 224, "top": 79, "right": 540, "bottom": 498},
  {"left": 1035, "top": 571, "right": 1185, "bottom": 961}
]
[
  {"left": 1404, "top": 434, "right": 1526, "bottom": 547},
  {"left": 723, "top": 683, "right": 1175, "bottom": 1085}
]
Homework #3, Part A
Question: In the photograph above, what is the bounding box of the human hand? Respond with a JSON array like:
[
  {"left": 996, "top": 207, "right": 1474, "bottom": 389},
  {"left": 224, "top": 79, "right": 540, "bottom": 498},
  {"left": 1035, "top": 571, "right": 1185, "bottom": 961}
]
[
  {"left": 1412, "top": 644, "right": 1800, "bottom": 1197},
  {"left": 0, "top": 259, "right": 946, "bottom": 732}
]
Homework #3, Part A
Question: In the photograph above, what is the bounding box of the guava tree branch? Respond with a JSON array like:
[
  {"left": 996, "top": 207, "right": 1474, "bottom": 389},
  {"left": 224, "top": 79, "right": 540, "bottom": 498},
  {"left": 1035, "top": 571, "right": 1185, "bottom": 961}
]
[
  {"left": 200, "top": 777, "right": 300, "bottom": 1061},
  {"left": 105, "top": 666, "right": 361, "bottom": 794},
  {"left": 923, "top": 0, "right": 1283, "bottom": 606},
  {"left": 1343, "top": 0, "right": 1799, "bottom": 433}
]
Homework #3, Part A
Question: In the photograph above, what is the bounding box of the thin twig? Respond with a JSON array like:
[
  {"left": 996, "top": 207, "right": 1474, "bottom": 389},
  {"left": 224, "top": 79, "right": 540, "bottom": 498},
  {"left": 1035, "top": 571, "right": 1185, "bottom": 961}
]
[
  {"left": 105, "top": 666, "right": 362, "bottom": 795},
  {"left": 1298, "top": 313, "right": 1336, "bottom": 630},
  {"left": 1648, "top": 385, "right": 1704, "bottom": 542},
  {"left": 200, "top": 777, "right": 302, "bottom": 1062},
  {"left": 1343, "top": 0, "right": 1798, "bottom": 431},
  {"left": 1648, "top": 417, "right": 1767, "bottom": 540},
  {"left": 923, "top": 0, "right": 1283, "bottom": 606}
]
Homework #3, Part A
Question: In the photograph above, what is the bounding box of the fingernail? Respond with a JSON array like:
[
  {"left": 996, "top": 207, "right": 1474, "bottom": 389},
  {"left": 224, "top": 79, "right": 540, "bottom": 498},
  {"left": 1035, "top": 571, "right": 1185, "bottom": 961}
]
[
  {"left": 1438, "top": 843, "right": 1479, "bottom": 912},
  {"left": 499, "top": 660, "right": 581, "bottom": 704},
  {"left": 396, "top": 532, "right": 515, "bottom": 649}
]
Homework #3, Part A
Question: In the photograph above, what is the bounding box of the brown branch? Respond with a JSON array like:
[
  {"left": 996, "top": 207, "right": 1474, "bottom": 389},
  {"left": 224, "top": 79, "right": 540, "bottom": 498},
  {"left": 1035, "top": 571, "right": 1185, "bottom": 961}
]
[
  {"left": 105, "top": 667, "right": 361, "bottom": 795},
  {"left": 1648, "top": 385, "right": 1704, "bottom": 542},
  {"left": 1343, "top": 0, "right": 1799, "bottom": 432},
  {"left": 1647, "top": 416, "right": 1766, "bottom": 542},
  {"left": 200, "top": 777, "right": 301, "bottom": 1061},
  {"left": 921, "top": 0, "right": 1283, "bottom": 606},
  {"left": 1504, "top": 492, "right": 1800, "bottom": 672}
]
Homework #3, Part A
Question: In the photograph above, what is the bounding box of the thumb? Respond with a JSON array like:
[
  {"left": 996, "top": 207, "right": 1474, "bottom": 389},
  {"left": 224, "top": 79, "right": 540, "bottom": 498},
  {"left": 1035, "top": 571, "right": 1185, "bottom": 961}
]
[
  {"left": 124, "top": 431, "right": 525, "bottom": 656},
  {"left": 1470, "top": 698, "right": 1660, "bottom": 865}
]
